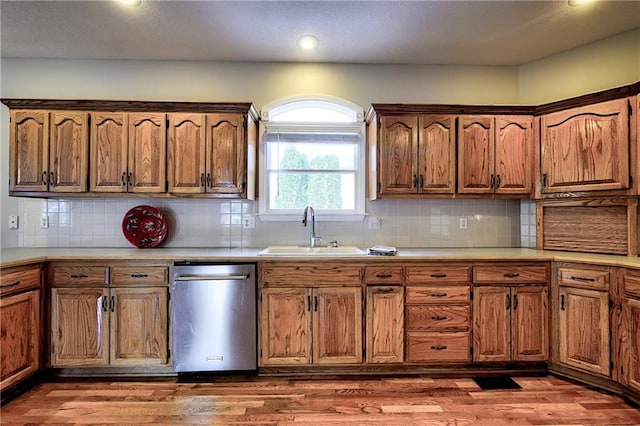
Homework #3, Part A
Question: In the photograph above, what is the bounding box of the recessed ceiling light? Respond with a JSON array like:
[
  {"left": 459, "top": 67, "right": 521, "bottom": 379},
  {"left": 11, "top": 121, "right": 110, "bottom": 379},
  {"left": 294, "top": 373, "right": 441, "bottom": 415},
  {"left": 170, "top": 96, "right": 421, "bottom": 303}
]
[
  {"left": 568, "top": 0, "right": 593, "bottom": 6},
  {"left": 116, "top": 0, "right": 142, "bottom": 7},
  {"left": 297, "top": 35, "right": 319, "bottom": 51}
]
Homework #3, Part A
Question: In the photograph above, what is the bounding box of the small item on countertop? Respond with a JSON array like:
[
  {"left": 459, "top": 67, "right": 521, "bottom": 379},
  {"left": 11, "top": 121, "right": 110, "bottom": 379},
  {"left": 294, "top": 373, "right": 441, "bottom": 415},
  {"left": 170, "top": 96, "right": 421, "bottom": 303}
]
[
  {"left": 122, "top": 205, "right": 167, "bottom": 248},
  {"left": 367, "top": 245, "right": 397, "bottom": 256}
]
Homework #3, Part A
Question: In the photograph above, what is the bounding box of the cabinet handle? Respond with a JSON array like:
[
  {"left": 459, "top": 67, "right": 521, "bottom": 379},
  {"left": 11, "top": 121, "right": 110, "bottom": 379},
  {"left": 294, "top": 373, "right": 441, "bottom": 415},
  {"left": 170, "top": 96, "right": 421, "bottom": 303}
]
[
  {"left": 109, "top": 295, "right": 115, "bottom": 312},
  {"left": 70, "top": 274, "right": 89, "bottom": 279},
  {"left": 1, "top": 280, "right": 20, "bottom": 288},
  {"left": 127, "top": 172, "right": 133, "bottom": 188},
  {"left": 131, "top": 273, "right": 148, "bottom": 278},
  {"left": 430, "top": 292, "right": 447, "bottom": 298},
  {"left": 206, "top": 173, "right": 212, "bottom": 188},
  {"left": 101, "top": 296, "right": 108, "bottom": 312},
  {"left": 121, "top": 172, "right": 127, "bottom": 186},
  {"left": 430, "top": 273, "right": 447, "bottom": 278},
  {"left": 314, "top": 295, "right": 318, "bottom": 312},
  {"left": 431, "top": 315, "right": 447, "bottom": 321},
  {"left": 503, "top": 273, "right": 520, "bottom": 278},
  {"left": 570, "top": 276, "right": 595, "bottom": 282},
  {"left": 560, "top": 294, "right": 565, "bottom": 311},
  {"left": 430, "top": 345, "right": 447, "bottom": 351},
  {"left": 542, "top": 173, "right": 548, "bottom": 187},
  {"left": 200, "top": 173, "right": 206, "bottom": 188},
  {"left": 374, "top": 288, "right": 395, "bottom": 294},
  {"left": 513, "top": 294, "right": 518, "bottom": 310},
  {"left": 412, "top": 174, "right": 417, "bottom": 188},
  {"left": 506, "top": 294, "right": 511, "bottom": 310},
  {"left": 375, "top": 273, "right": 393, "bottom": 278},
  {"left": 49, "top": 171, "right": 55, "bottom": 186},
  {"left": 490, "top": 174, "right": 496, "bottom": 189},
  {"left": 307, "top": 295, "right": 311, "bottom": 311},
  {"left": 419, "top": 174, "right": 424, "bottom": 188},
  {"left": 495, "top": 174, "right": 501, "bottom": 189},
  {"left": 42, "top": 171, "right": 48, "bottom": 186}
]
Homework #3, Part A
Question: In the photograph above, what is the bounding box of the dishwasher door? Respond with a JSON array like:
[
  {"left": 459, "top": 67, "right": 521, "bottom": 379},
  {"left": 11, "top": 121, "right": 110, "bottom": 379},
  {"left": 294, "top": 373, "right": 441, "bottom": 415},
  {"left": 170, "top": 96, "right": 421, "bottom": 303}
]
[{"left": 172, "top": 263, "right": 256, "bottom": 372}]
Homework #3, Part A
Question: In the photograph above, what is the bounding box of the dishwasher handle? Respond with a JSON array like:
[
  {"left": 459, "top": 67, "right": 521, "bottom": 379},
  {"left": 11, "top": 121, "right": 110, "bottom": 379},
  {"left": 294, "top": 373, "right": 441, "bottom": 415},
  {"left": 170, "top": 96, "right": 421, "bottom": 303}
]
[{"left": 174, "top": 274, "right": 250, "bottom": 282}]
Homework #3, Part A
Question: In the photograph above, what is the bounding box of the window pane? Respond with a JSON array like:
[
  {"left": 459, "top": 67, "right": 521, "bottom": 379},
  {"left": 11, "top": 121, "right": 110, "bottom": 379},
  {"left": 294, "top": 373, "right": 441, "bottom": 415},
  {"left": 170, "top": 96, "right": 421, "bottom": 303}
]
[
  {"left": 269, "top": 171, "right": 356, "bottom": 210},
  {"left": 266, "top": 140, "right": 358, "bottom": 170}
]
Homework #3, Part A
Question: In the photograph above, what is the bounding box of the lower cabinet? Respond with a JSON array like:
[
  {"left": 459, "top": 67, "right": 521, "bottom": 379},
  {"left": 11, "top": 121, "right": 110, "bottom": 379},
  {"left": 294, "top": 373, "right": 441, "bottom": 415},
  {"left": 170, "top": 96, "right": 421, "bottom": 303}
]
[
  {"left": 622, "top": 269, "right": 640, "bottom": 392},
  {"left": 366, "top": 286, "right": 404, "bottom": 363},
  {"left": 259, "top": 286, "right": 362, "bottom": 366},
  {"left": 1, "top": 265, "right": 42, "bottom": 393}
]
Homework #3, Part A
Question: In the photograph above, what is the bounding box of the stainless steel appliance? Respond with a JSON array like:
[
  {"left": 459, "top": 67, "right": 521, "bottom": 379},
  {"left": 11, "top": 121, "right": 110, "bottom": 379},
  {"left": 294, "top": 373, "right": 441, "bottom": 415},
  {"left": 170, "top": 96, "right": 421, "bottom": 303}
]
[{"left": 171, "top": 262, "right": 256, "bottom": 372}]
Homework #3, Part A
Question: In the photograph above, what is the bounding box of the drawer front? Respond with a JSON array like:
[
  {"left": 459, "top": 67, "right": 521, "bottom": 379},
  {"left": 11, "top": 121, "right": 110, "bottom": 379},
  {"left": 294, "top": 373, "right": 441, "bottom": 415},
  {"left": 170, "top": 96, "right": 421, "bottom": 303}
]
[
  {"left": 473, "top": 265, "right": 548, "bottom": 284},
  {"left": 365, "top": 266, "right": 403, "bottom": 284},
  {"left": 558, "top": 267, "right": 609, "bottom": 290},
  {"left": 406, "top": 266, "right": 470, "bottom": 284},
  {"left": 111, "top": 266, "right": 169, "bottom": 286},
  {"left": 1, "top": 265, "right": 41, "bottom": 296},
  {"left": 624, "top": 270, "right": 640, "bottom": 298},
  {"left": 406, "top": 305, "right": 469, "bottom": 331},
  {"left": 406, "top": 332, "right": 471, "bottom": 363},
  {"left": 260, "top": 263, "right": 363, "bottom": 286},
  {"left": 51, "top": 265, "right": 107, "bottom": 286},
  {"left": 406, "top": 286, "right": 470, "bottom": 304}
]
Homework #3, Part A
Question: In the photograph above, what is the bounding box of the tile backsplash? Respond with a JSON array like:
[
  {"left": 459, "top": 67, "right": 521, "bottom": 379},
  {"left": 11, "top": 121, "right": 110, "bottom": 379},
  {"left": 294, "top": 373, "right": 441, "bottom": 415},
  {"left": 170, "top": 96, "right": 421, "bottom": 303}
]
[{"left": 11, "top": 197, "right": 534, "bottom": 249}]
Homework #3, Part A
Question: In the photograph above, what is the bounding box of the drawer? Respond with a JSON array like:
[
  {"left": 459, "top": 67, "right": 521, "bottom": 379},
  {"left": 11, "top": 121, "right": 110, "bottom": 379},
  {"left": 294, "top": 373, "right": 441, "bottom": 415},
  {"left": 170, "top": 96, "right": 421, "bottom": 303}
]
[
  {"left": 51, "top": 264, "right": 107, "bottom": 286},
  {"left": 111, "top": 266, "right": 168, "bottom": 286},
  {"left": 406, "top": 305, "right": 469, "bottom": 331},
  {"left": 558, "top": 267, "right": 609, "bottom": 290},
  {"left": 365, "top": 266, "right": 403, "bottom": 284},
  {"left": 260, "top": 263, "right": 363, "bottom": 286},
  {"left": 406, "top": 286, "right": 470, "bottom": 304},
  {"left": 1, "top": 265, "right": 41, "bottom": 296},
  {"left": 406, "top": 332, "right": 471, "bottom": 363},
  {"left": 406, "top": 266, "right": 470, "bottom": 284},
  {"left": 473, "top": 265, "right": 548, "bottom": 284},
  {"left": 624, "top": 269, "right": 640, "bottom": 298}
]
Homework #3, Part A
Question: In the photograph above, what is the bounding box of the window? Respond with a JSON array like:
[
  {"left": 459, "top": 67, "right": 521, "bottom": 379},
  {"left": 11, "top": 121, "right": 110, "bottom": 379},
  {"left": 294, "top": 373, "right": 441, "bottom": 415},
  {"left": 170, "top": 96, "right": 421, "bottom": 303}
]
[{"left": 259, "top": 96, "right": 365, "bottom": 220}]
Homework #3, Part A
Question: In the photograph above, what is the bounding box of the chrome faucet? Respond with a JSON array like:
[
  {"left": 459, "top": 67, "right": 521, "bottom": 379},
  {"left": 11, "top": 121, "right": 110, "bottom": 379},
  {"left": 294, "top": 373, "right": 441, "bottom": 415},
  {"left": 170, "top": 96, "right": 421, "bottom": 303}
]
[{"left": 302, "top": 206, "right": 322, "bottom": 247}]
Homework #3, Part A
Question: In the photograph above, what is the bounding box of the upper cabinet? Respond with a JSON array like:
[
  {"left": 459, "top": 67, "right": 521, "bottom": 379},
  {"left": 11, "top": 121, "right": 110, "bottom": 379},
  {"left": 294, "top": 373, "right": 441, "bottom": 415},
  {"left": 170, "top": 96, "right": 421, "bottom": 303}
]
[
  {"left": 10, "top": 110, "right": 88, "bottom": 193},
  {"left": 540, "top": 98, "right": 630, "bottom": 195}
]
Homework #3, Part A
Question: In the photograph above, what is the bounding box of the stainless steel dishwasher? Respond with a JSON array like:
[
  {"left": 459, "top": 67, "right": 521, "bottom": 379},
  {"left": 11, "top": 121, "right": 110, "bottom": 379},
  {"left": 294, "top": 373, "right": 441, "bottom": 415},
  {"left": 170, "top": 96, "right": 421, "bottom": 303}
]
[{"left": 171, "top": 262, "right": 256, "bottom": 372}]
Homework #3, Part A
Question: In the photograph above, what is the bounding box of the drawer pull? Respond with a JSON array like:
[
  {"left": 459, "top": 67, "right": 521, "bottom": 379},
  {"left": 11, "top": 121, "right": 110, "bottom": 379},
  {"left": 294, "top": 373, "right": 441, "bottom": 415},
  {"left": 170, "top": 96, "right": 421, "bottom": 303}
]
[
  {"left": 430, "top": 274, "right": 447, "bottom": 278},
  {"left": 431, "top": 315, "right": 447, "bottom": 321},
  {"left": 570, "top": 276, "right": 595, "bottom": 282},
  {"left": 561, "top": 294, "right": 565, "bottom": 311},
  {"left": 131, "top": 273, "right": 149, "bottom": 278},
  {"left": 430, "top": 345, "right": 447, "bottom": 351},
  {"left": 1, "top": 280, "right": 21, "bottom": 288},
  {"left": 503, "top": 273, "right": 520, "bottom": 278},
  {"left": 70, "top": 274, "right": 89, "bottom": 279},
  {"left": 375, "top": 273, "right": 393, "bottom": 278},
  {"left": 375, "top": 288, "right": 396, "bottom": 294},
  {"left": 430, "top": 293, "right": 448, "bottom": 298}
]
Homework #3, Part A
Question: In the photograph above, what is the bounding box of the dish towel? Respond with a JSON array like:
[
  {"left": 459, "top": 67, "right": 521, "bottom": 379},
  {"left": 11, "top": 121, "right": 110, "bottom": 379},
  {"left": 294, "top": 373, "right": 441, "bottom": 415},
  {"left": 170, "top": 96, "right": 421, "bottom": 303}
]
[{"left": 367, "top": 245, "right": 397, "bottom": 256}]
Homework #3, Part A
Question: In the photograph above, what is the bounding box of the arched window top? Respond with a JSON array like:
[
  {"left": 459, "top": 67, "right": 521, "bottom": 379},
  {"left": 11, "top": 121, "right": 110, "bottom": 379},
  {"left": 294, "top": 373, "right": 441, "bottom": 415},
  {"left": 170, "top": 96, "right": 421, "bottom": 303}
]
[{"left": 261, "top": 95, "right": 363, "bottom": 123}]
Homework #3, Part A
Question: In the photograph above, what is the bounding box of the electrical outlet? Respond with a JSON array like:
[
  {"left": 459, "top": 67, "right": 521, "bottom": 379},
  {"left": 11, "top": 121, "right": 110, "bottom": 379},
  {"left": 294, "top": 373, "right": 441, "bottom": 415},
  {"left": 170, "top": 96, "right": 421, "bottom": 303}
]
[
  {"left": 242, "top": 216, "right": 255, "bottom": 229},
  {"left": 40, "top": 214, "right": 49, "bottom": 229},
  {"left": 368, "top": 216, "right": 381, "bottom": 230},
  {"left": 459, "top": 217, "right": 468, "bottom": 230},
  {"left": 8, "top": 215, "right": 19, "bottom": 229}
]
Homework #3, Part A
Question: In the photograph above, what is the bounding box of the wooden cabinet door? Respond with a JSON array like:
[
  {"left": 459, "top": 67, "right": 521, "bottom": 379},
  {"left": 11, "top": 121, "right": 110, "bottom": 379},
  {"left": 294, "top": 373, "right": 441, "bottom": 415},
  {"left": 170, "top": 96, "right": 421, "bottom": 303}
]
[
  {"left": 541, "top": 98, "right": 629, "bottom": 193},
  {"left": 473, "top": 286, "right": 510, "bottom": 362},
  {"left": 90, "top": 112, "right": 128, "bottom": 192},
  {"left": 511, "top": 286, "right": 548, "bottom": 361},
  {"left": 366, "top": 286, "right": 403, "bottom": 363},
  {"left": 259, "top": 288, "right": 312, "bottom": 366},
  {"left": 128, "top": 113, "right": 166, "bottom": 193},
  {"left": 623, "top": 297, "right": 640, "bottom": 392},
  {"left": 168, "top": 113, "right": 206, "bottom": 194},
  {"left": 458, "top": 116, "right": 494, "bottom": 194},
  {"left": 0, "top": 289, "right": 40, "bottom": 391},
  {"left": 51, "top": 288, "right": 109, "bottom": 367},
  {"left": 9, "top": 110, "right": 49, "bottom": 192},
  {"left": 314, "top": 287, "right": 363, "bottom": 364},
  {"left": 558, "top": 286, "right": 610, "bottom": 376},
  {"left": 205, "top": 114, "right": 246, "bottom": 195},
  {"left": 378, "top": 116, "right": 418, "bottom": 195},
  {"left": 495, "top": 116, "right": 532, "bottom": 195},
  {"left": 418, "top": 115, "right": 456, "bottom": 194},
  {"left": 49, "top": 111, "right": 89, "bottom": 192},
  {"left": 110, "top": 287, "right": 168, "bottom": 366}
]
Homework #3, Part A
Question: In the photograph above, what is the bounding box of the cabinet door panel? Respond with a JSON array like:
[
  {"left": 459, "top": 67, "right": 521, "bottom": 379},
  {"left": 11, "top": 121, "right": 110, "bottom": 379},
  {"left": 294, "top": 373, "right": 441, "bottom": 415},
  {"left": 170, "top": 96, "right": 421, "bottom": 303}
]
[
  {"left": 473, "top": 286, "right": 510, "bottom": 362},
  {"left": 511, "top": 286, "right": 548, "bottom": 361},
  {"left": 314, "top": 287, "right": 362, "bottom": 364},
  {"left": 128, "top": 113, "right": 166, "bottom": 193},
  {"left": 418, "top": 115, "right": 455, "bottom": 194},
  {"left": 259, "top": 288, "right": 312, "bottom": 365},
  {"left": 168, "top": 113, "right": 206, "bottom": 194},
  {"left": 10, "top": 110, "right": 49, "bottom": 191},
  {"left": 49, "top": 111, "right": 89, "bottom": 192},
  {"left": 206, "top": 114, "right": 246, "bottom": 195},
  {"left": 623, "top": 297, "right": 640, "bottom": 392},
  {"left": 90, "top": 112, "right": 128, "bottom": 192},
  {"left": 458, "top": 116, "right": 494, "bottom": 194},
  {"left": 379, "top": 116, "right": 418, "bottom": 195},
  {"left": 51, "top": 288, "right": 109, "bottom": 367},
  {"left": 541, "top": 99, "right": 629, "bottom": 193},
  {"left": 559, "top": 286, "right": 610, "bottom": 376},
  {"left": 366, "top": 286, "right": 403, "bottom": 363},
  {"left": 110, "top": 287, "right": 168, "bottom": 366},
  {"left": 495, "top": 116, "right": 532, "bottom": 194}
]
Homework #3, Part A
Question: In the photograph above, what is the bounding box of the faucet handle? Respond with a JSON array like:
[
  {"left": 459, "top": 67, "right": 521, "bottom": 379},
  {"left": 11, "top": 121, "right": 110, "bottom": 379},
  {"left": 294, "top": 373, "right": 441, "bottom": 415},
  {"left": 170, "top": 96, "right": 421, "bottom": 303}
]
[{"left": 329, "top": 240, "right": 338, "bottom": 248}]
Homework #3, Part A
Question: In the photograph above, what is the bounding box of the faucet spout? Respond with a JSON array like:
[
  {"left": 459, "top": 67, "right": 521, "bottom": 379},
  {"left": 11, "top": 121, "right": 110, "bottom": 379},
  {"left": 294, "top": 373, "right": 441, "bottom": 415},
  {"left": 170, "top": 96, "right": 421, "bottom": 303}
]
[{"left": 302, "top": 206, "right": 321, "bottom": 247}]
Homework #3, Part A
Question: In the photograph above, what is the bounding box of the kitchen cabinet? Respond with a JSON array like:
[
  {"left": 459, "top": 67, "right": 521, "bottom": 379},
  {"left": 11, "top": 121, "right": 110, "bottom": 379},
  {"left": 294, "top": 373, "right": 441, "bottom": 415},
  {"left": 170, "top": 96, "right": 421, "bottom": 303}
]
[
  {"left": 0, "top": 265, "right": 42, "bottom": 393},
  {"left": 10, "top": 110, "right": 88, "bottom": 193},
  {"left": 458, "top": 115, "right": 532, "bottom": 195},
  {"left": 622, "top": 269, "right": 640, "bottom": 393},
  {"left": 472, "top": 265, "right": 549, "bottom": 362},
  {"left": 540, "top": 98, "right": 630, "bottom": 194},
  {"left": 49, "top": 263, "right": 168, "bottom": 367},
  {"left": 168, "top": 113, "right": 253, "bottom": 197},
  {"left": 556, "top": 264, "right": 611, "bottom": 376},
  {"left": 366, "top": 266, "right": 404, "bottom": 363}
]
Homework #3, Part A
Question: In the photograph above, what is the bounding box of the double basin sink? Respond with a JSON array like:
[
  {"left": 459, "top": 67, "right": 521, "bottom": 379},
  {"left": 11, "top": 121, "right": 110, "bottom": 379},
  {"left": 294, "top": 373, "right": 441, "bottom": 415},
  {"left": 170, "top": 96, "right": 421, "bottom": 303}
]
[{"left": 258, "top": 245, "right": 366, "bottom": 256}]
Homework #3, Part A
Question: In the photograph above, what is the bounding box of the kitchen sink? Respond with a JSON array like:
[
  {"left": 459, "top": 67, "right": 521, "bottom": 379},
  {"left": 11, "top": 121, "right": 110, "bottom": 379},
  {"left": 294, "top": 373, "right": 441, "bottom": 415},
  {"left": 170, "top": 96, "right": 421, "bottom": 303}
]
[{"left": 258, "top": 245, "right": 366, "bottom": 256}]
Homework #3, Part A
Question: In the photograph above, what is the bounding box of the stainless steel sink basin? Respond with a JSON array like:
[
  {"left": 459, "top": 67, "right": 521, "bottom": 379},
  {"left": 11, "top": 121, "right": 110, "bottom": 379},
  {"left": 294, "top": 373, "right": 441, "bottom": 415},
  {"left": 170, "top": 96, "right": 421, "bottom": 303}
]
[{"left": 258, "top": 245, "right": 365, "bottom": 256}]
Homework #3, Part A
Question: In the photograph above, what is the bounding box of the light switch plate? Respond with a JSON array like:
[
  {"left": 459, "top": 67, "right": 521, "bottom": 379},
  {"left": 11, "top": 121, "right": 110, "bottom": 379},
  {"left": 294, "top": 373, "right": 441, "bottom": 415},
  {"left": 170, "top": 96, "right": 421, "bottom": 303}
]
[
  {"left": 8, "top": 215, "right": 19, "bottom": 229},
  {"left": 40, "top": 214, "right": 49, "bottom": 229}
]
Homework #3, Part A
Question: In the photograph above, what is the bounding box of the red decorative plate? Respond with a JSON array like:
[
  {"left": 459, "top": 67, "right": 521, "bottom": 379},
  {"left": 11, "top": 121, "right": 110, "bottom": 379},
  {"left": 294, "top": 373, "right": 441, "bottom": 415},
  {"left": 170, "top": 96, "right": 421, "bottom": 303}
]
[{"left": 122, "top": 205, "right": 167, "bottom": 248}]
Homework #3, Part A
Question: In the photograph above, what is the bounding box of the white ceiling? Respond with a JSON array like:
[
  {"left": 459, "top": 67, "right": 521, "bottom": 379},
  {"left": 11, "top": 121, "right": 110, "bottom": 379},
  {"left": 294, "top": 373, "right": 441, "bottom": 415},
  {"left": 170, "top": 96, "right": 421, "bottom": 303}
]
[{"left": 1, "top": 0, "right": 639, "bottom": 66}]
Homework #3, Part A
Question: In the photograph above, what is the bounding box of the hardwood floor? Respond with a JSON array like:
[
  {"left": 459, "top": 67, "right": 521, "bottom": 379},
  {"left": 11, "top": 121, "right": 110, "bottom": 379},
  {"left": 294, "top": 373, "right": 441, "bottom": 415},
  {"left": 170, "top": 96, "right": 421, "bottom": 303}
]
[{"left": 1, "top": 375, "right": 639, "bottom": 425}]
